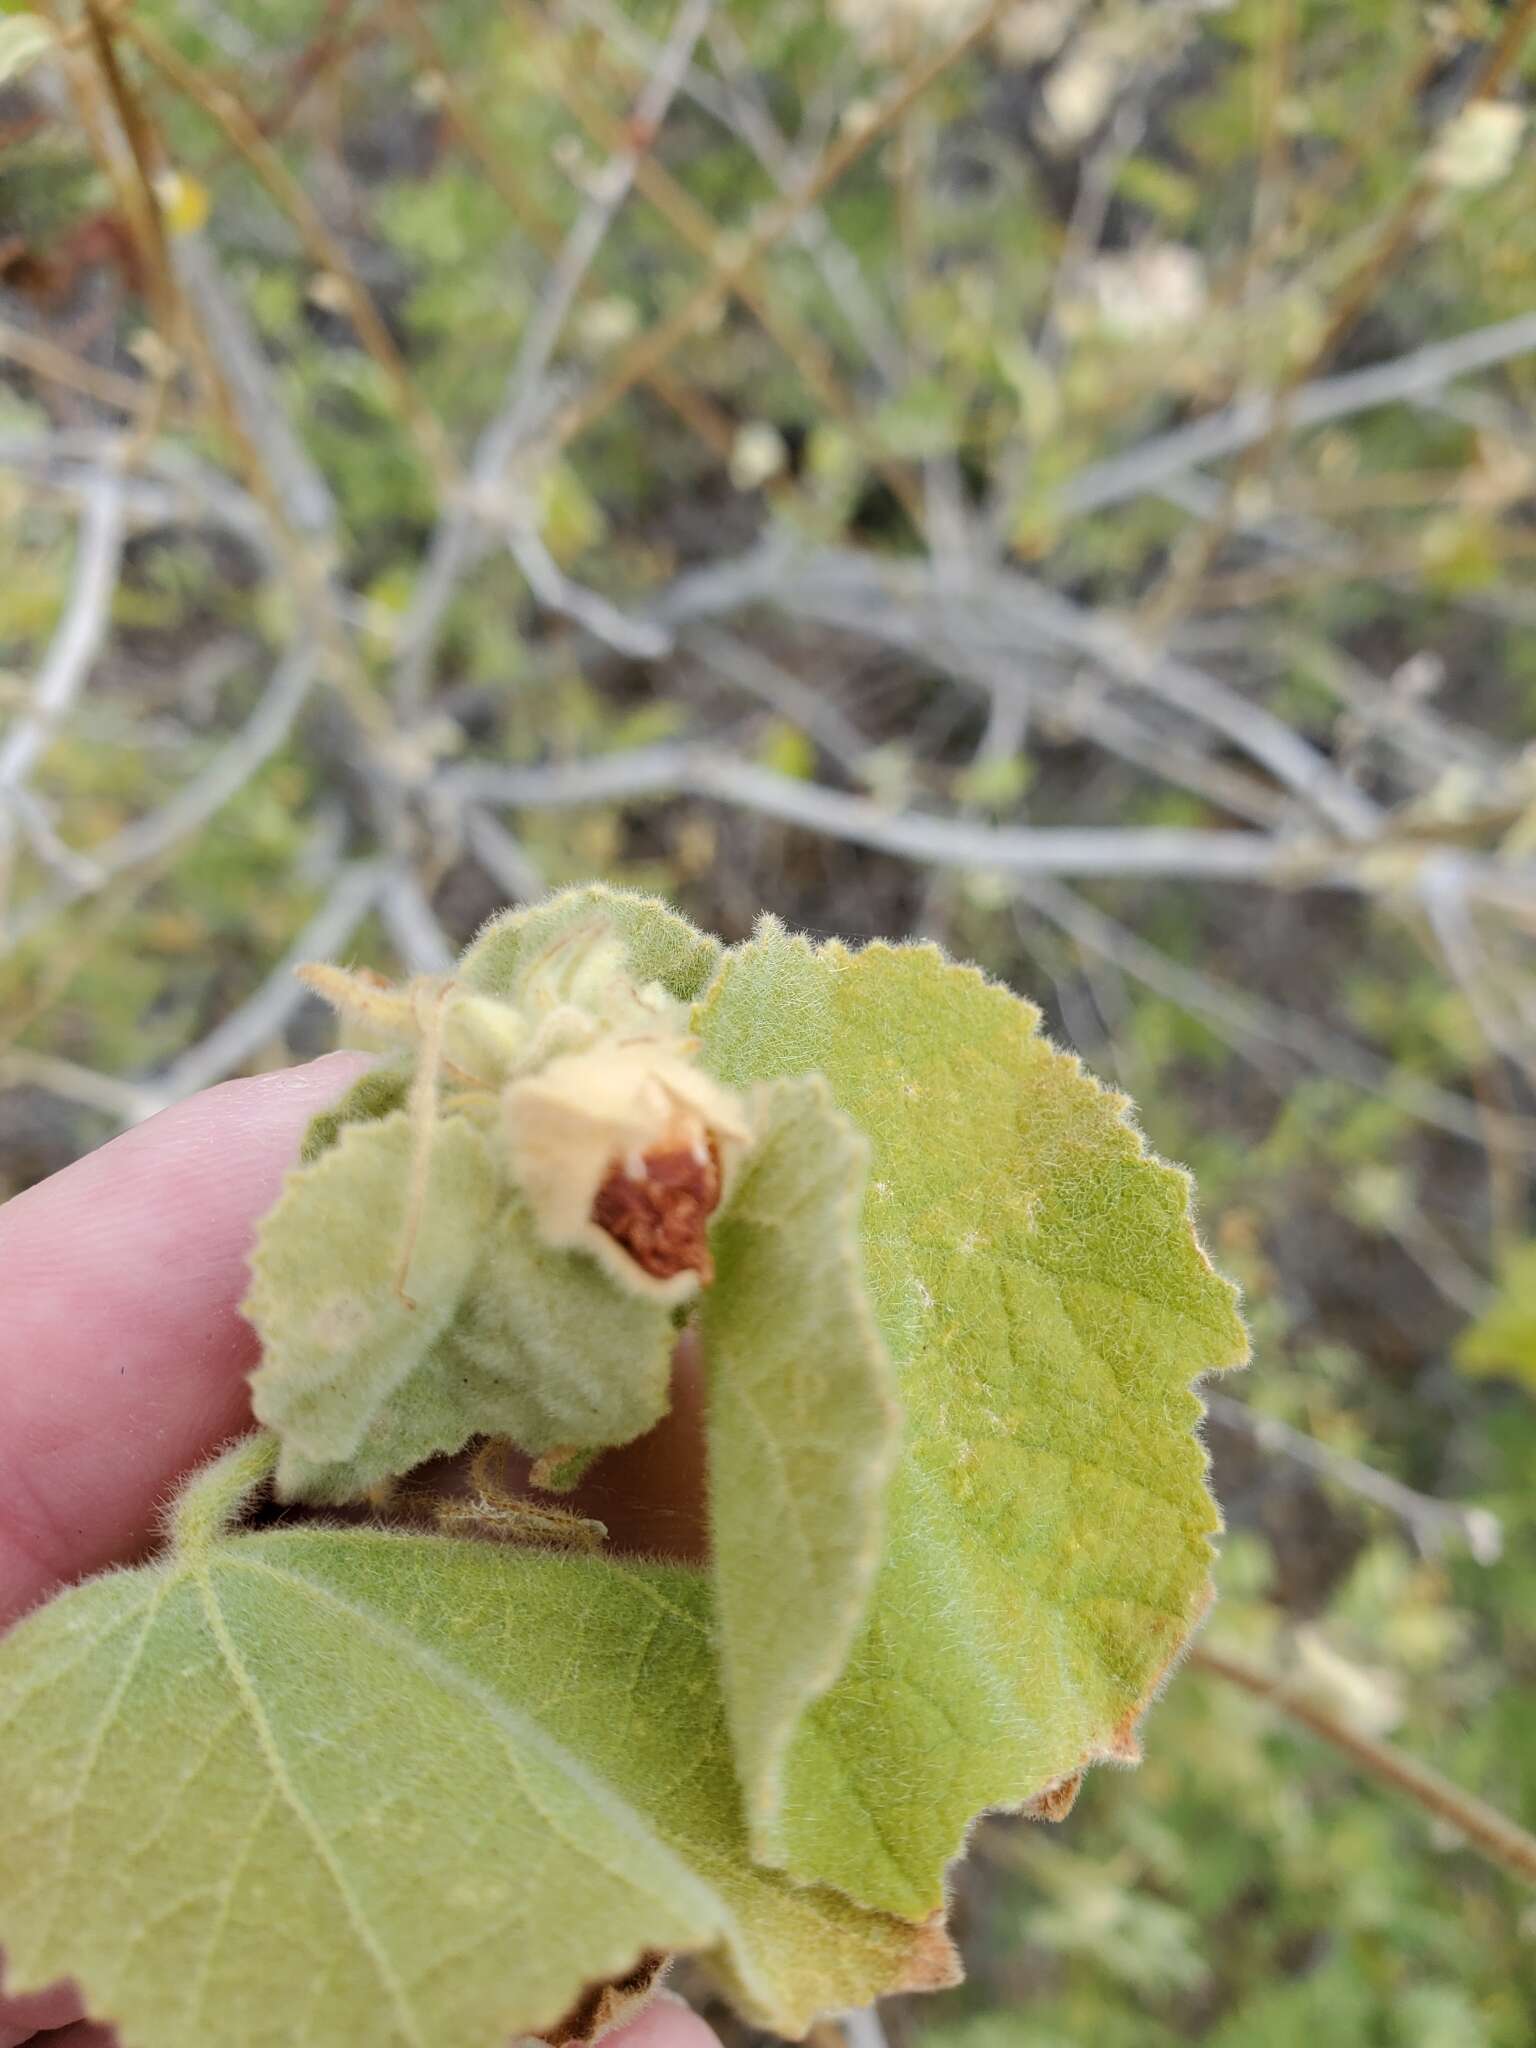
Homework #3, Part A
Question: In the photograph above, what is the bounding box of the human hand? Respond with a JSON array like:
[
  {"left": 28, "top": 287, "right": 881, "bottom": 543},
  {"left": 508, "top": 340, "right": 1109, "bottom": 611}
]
[{"left": 0, "top": 1056, "right": 718, "bottom": 2048}]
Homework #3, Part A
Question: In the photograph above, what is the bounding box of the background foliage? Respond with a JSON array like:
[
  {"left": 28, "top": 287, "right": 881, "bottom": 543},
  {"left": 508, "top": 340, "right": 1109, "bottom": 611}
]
[{"left": 2, "top": 0, "right": 1536, "bottom": 2041}]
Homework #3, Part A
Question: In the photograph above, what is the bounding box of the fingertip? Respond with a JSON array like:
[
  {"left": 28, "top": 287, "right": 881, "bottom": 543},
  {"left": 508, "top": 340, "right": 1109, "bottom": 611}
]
[
  {"left": 602, "top": 1992, "right": 723, "bottom": 2048},
  {"left": 0, "top": 1970, "right": 86, "bottom": 2048},
  {"left": 0, "top": 1052, "right": 371, "bottom": 1629}
]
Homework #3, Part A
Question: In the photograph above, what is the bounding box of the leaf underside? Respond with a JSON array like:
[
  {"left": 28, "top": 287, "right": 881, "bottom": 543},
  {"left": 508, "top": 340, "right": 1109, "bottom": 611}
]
[
  {"left": 0, "top": 1460, "right": 955, "bottom": 2048},
  {"left": 700, "top": 1075, "right": 901, "bottom": 1852},
  {"left": 247, "top": 1106, "right": 677, "bottom": 1502},
  {"left": 695, "top": 924, "right": 1249, "bottom": 1918},
  {"left": 246, "top": 1111, "right": 500, "bottom": 1498},
  {"left": 300, "top": 1063, "right": 409, "bottom": 1164},
  {"left": 457, "top": 883, "right": 722, "bottom": 1007},
  {"left": 250, "top": 886, "right": 733, "bottom": 1502}
]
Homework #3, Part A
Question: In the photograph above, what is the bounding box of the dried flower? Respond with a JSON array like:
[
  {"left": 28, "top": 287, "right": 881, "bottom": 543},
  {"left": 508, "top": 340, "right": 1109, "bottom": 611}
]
[{"left": 505, "top": 1039, "right": 753, "bottom": 1301}]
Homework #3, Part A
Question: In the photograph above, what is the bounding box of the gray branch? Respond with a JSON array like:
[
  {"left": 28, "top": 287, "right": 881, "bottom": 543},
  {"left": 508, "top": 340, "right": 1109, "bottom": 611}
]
[
  {"left": 655, "top": 541, "right": 1379, "bottom": 836},
  {"left": 393, "top": 0, "right": 712, "bottom": 708},
  {"left": 442, "top": 743, "right": 1536, "bottom": 913},
  {"left": 3, "top": 631, "right": 321, "bottom": 950},
  {"left": 0, "top": 468, "right": 126, "bottom": 801},
  {"left": 1062, "top": 312, "right": 1536, "bottom": 518},
  {"left": 1206, "top": 1393, "right": 1502, "bottom": 1565},
  {"left": 142, "top": 858, "right": 385, "bottom": 1110}
]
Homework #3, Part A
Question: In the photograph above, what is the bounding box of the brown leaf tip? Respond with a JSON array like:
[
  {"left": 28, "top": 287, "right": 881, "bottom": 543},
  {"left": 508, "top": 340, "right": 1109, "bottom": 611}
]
[
  {"left": 591, "top": 1139, "right": 723, "bottom": 1282},
  {"left": 538, "top": 1953, "right": 669, "bottom": 2047},
  {"left": 1023, "top": 1770, "right": 1084, "bottom": 1823},
  {"left": 896, "top": 1911, "right": 965, "bottom": 1994}
]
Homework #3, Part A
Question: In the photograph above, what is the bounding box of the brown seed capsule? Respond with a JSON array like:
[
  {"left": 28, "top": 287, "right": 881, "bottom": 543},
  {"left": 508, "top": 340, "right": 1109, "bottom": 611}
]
[{"left": 591, "top": 1140, "right": 723, "bottom": 1283}]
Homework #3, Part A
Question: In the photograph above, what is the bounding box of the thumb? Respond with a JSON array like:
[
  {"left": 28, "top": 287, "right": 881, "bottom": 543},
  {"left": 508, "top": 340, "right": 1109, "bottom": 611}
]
[{"left": 598, "top": 1993, "right": 724, "bottom": 2048}]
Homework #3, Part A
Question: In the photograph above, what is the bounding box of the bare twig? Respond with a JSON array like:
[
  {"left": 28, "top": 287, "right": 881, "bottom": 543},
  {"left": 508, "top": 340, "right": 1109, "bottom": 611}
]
[
  {"left": 656, "top": 542, "right": 1379, "bottom": 837},
  {"left": 1189, "top": 1641, "right": 1536, "bottom": 1888},
  {"left": 378, "top": 862, "right": 455, "bottom": 974},
  {"left": 0, "top": 1046, "right": 158, "bottom": 1124},
  {"left": 701, "top": 12, "right": 906, "bottom": 380},
  {"left": 392, "top": 0, "right": 709, "bottom": 707},
  {"left": 1421, "top": 857, "right": 1536, "bottom": 1085},
  {"left": 3, "top": 631, "right": 321, "bottom": 949},
  {"left": 143, "top": 857, "right": 385, "bottom": 1109},
  {"left": 118, "top": 7, "right": 455, "bottom": 484},
  {"left": 3, "top": 787, "right": 105, "bottom": 894},
  {"left": 0, "top": 466, "right": 126, "bottom": 911},
  {"left": 443, "top": 744, "right": 1536, "bottom": 917},
  {"left": 683, "top": 627, "right": 872, "bottom": 775},
  {"left": 0, "top": 430, "right": 278, "bottom": 563},
  {"left": 530, "top": 0, "right": 930, "bottom": 540},
  {"left": 1205, "top": 1393, "right": 1501, "bottom": 1563},
  {"left": 567, "top": 0, "right": 905, "bottom": 380},
  {"left": 0, "top": 467, "right": 126, "bottom": 800},
  {"left": 1060, "top": 312, "right": 1536, "bottom": 518},
  {"left": 1012, "top": 876, "right": 1504, "bottom": 1150},
  {"left": 1291, "top": 0, "right": 1536, "bottom": 385},
  {"left": 390, "top": 0, "right": 745, "bottom": 477},
  {"left": 500, "top": 513, "right": 672, "bottom": 663},
  {"left": 171, "top": 231, "right": 337, "bottom": 541},
  {"left": 549, "top": 1, "right": 1006, "bottom": 450},
  {"left": 463, "top": 808, "right": 545, "bottom": 906},
  {"left": 0, "top": 317, "right": 151, "bottom": 415}
]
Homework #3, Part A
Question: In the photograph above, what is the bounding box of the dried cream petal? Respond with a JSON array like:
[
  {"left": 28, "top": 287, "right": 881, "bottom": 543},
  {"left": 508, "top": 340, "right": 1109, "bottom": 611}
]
[{"left": 505, "top": 1040, "right": 752, "bottom": 1302}]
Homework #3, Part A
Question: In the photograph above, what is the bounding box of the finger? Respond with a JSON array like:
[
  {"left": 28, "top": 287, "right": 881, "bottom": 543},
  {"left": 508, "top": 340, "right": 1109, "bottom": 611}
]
[
  {"left": 0, "top": 1053, "right": 369, "bottom": 1631},
  {"left": 602, "top": 1992, "right": 723, "bottom": 2048},
  {"left": 0, "top": 1970, "right": 87, "bottom": 2046}
]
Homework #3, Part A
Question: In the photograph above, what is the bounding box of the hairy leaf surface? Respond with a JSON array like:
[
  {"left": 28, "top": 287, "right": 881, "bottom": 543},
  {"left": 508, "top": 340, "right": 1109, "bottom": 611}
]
[
  {"left": 458, "top": 883, "right": 721, "bottom": 1009},
  {"left": 246, "top": 1110, "right": 500, "bottom": 1498},
  {"left": 300, "top": 1062, "right": 407, "bottom": 1162},
  {"left": 248, "top": 1110, "right": 675, "bottom": 1499},
  {"left": 696, "top": 923, "right": 1248, "bottom": 1917},
  {"left": 700, "top": 1076, "right": 901, "bottom": 1849},
  {"left": 0, "top": 1444, "right": 956, "bottom": 2048},
  {"left": 448, "top": 1184, "right": 676, "bottom": 1452}
]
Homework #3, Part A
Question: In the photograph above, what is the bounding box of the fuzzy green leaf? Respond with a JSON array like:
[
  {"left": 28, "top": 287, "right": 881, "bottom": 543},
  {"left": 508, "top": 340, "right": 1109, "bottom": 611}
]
[
  {"left": 700, "top": 1075, "right": 900, "bottom": 1853},
  {"left": 696, "top": 924, "right": 1248, "bottom": 1918},
  {"left": 458, "top": 883, "right": 721, "bottom": 1008},
  {"left": 448, "top": 1185, "right": 676, "bottom": 1454},
  {"left": 300, "top": 1062, "right": 407, "bottom": 1163},
  {"left": 246, "top": 1110, "right": 501, "bottom": 1498},
  {"left": 0, "top": 1444, "right": 956, "bottom": 2048},
  {"left": 248, "top": 1107, "right": 677, "bottom": 1499}
]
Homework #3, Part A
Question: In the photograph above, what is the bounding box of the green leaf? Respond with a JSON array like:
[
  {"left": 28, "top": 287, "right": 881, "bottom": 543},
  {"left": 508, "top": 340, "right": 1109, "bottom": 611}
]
[
  {"left": 0, "top": 1444, "right": 956, "bottom": 2048},
  {"left": 248, "top": 1108, "right": 677, "bottom": 1499},
  {"left": 1455, "top": 1241, "right": 1536, "bottom": 1386},
  {"left": 300, "top": 1061, "right": 407, "bottom": 1163},
  {"left": 251, "top": 892, "right": 742, "bottom": 1498},
  {"left": 458, "top": 883, "right": 721, "bottom": 1009},
  {"left": 247, "top": 1111, "right": 501, "bottom": 1498},
  {"left": 700, "top": 1076, "right": 901, "bottom": 1852},
  {"left": 448, "top": 1183, "right": 676, "bottom": 1453},
  {"left": 695, "top": 923, "right": 1247, "bottom": 1917}
]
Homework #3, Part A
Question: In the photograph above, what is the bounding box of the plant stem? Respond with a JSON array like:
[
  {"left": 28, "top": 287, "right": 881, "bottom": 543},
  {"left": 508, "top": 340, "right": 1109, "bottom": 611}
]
[{"left": 1189, "top": 1643, "right": 1536, "bottom": 1888}]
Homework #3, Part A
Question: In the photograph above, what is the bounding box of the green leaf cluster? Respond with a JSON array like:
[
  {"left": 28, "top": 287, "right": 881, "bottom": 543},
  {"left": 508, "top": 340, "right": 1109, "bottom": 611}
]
[{"left": 0, "top": 887, "right": 1245, "bottom": 2048}]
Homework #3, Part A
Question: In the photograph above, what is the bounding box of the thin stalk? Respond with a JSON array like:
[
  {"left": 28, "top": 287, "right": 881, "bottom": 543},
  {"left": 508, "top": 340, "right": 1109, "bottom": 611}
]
[{"left": 1190, "top": 1643, "right": 1536, "bottom": 1889}]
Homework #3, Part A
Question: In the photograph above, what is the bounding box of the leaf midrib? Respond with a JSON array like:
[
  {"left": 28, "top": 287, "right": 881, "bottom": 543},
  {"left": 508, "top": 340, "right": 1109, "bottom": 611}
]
[{"left": 219, "top": 1548, "right": 723, "bottom": 1922}]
